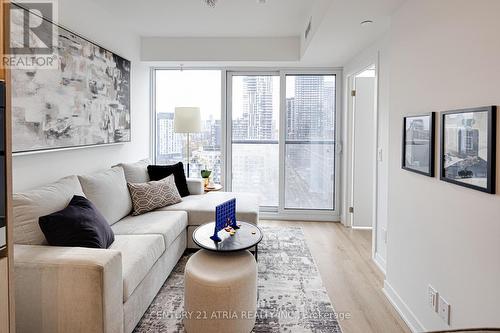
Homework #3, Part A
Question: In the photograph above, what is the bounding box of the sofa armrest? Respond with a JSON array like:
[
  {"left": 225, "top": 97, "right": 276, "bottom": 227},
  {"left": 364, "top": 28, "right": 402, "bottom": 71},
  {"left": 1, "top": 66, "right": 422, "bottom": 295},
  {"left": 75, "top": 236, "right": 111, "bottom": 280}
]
[
  {"left": 187, "top": 178, "right": 205, "bottom": 195},
  {"left": 14, "top": 244, "right": 123, "bottom": 333}
]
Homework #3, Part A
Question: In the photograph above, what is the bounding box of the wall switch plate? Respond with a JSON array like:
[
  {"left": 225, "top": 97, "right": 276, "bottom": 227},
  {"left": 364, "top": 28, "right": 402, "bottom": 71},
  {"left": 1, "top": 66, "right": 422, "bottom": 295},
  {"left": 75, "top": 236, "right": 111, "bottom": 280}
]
[
  {"left": 428, "top": 285, "right": 438, "bottom": 312},
  {"left": 438, "top": 295, "right": 450, "bottom": 325}
]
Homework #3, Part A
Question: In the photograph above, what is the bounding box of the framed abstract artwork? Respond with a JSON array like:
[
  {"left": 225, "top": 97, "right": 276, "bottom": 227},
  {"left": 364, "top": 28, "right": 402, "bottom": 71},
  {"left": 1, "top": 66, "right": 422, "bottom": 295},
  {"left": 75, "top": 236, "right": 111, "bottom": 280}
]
[
  {"left": 440, "top": 106, "right": 496, "bottom": 194},
  {"left": 402, "top": 112, "right": 435, "bottom": 177},
  {"left": 11, "top": 4, "right": 131, "bottom": 153}
]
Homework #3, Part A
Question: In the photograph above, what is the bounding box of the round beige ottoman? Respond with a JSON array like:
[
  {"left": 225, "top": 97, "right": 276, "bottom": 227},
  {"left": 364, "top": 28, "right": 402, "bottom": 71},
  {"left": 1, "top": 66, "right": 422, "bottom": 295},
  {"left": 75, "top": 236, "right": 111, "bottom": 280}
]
[{"left": 184, "top": 249, "right": 257, "bottom": 333}]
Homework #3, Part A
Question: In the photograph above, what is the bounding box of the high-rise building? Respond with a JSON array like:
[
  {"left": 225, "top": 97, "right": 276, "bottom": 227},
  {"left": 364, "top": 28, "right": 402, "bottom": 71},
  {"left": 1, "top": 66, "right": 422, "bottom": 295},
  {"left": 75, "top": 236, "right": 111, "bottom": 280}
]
[
  {"left": 234, "top": 76, "right": 275, "bottom": 140},
  {"left": 288, "top": 76, "right": 335, "bottom": 141},
  {"left": 322, "top": 79, "right": 336, "bottom": 140},
  {"left": 156, "top": 112, "right": 183, "bottom": 164},
  {"left": 286, "top": 97, "right": 295, "bottom": 138},
  {"left": 209, "top": 119, "right": 222, "bottom": 148}
]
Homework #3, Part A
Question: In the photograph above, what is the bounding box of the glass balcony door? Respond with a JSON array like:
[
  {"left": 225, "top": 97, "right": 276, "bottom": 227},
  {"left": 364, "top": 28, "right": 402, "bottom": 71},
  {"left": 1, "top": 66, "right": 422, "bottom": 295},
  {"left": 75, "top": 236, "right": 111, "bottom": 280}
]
[
  {"left": 227, "top": 70, "right": 339, "bottom": 219},
  {"left": 282, "top": 74, "right": 336, "bottom": 212},
  {"left": 227, "top": 72, "right": 280, "bottom": 208}
]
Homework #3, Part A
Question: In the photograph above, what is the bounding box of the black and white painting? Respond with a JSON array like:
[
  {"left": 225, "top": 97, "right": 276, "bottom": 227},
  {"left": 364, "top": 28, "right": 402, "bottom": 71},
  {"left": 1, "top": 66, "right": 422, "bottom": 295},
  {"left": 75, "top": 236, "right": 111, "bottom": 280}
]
[
  {"left": 11, "top": 6, "right": 131, "bottom": 153},
  {"left": 441, "top": 106, "right": 496, "bottom": 194},
  {"left": 402, "top": 113, "right": 435, "bottom": 176}
]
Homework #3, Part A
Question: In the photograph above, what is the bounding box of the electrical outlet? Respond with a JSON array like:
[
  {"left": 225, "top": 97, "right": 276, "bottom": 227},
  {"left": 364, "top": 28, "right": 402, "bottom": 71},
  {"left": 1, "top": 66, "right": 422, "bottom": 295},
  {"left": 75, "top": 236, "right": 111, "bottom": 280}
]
[
  {"left": 428, "top": 285, "right": 438, "bottom": 312},
  {"left": 438, "top": 295, "right": 450, "bottom": 325},
  {"left": 383, "top": 229, "right": 387, "bottom": 244}
]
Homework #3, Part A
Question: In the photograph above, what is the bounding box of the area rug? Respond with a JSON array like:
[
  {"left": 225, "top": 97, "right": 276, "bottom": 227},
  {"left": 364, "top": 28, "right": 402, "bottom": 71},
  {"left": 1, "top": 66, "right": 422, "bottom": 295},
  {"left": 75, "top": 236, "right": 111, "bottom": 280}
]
[{"left": 134, "top": 226, "right": 342, "bottom": 333}]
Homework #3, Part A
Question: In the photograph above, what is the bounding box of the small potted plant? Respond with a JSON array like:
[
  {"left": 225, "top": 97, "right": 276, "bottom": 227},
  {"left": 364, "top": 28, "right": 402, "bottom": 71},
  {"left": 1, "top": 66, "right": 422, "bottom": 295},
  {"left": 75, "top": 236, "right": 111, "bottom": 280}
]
[{"left": 200, "top": 169, "right": 212, "bottom": 187}]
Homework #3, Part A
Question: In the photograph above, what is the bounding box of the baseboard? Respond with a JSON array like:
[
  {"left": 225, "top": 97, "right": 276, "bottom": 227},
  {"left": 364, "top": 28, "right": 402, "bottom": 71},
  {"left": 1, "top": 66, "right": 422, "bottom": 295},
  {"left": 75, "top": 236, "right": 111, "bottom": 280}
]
[
  {"left": 383, "top": 280, "right": 426, "bottom": 333},
  {"left": 373, "top": 252, "right": 386, "bottom": 275}
]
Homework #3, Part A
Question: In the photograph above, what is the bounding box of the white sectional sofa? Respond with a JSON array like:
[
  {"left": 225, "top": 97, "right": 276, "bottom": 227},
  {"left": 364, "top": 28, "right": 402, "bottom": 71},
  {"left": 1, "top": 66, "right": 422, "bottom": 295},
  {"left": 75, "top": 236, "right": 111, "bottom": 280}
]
[{"left": 12, "top": 160, "right": 259, "bottom": 333}]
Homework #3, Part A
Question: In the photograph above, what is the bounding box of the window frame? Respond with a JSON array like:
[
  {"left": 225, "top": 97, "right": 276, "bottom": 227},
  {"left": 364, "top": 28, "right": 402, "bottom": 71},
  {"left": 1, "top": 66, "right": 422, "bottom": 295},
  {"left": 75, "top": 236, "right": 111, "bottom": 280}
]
[{"left": 277, "top": 69, "right": 342, "bottom": 221}]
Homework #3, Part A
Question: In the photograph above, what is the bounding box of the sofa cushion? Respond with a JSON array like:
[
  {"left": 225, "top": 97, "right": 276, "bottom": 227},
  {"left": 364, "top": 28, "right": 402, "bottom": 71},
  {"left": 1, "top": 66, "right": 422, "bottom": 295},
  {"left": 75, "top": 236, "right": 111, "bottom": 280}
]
[
  {"left": 111, "top": 210, "right": 187, "bottom": 249},
  {"left": 109, "top": 234, "right": 165, "bottom": 302},
  {"left": 115, "top": 159, "right": 150, "bottom": 184},
  {"left": 39, "top": 195, "right": 115, "bottom": 248},
  {"left": 158, "top": 192, "right": 260, "bottom": 226},
  {"left": 127, "top": 175, "right": 182, "bottom": 216},
  {"left": 186, "top": 178, "right": 204, "bottom": 195},
  {"left": 13, "top": 175, "right": 85, "bottom": 245},
  {"left": 78, "top": 167, "right": 132, "bottom": 225}
]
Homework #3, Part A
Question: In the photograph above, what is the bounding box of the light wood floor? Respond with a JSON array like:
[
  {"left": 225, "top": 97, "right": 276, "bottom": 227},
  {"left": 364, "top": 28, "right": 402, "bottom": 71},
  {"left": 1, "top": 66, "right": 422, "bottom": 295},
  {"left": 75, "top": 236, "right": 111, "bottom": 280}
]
[{"left": 261, "top": 220, "right": 410, "bottom": 333}]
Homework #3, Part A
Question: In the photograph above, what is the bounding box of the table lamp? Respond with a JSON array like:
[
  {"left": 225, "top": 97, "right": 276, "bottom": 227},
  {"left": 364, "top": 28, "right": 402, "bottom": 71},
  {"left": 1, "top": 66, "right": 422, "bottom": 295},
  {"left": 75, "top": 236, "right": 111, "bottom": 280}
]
[{"left": 174, "top": 107, "right": 201, "bottom": 177}]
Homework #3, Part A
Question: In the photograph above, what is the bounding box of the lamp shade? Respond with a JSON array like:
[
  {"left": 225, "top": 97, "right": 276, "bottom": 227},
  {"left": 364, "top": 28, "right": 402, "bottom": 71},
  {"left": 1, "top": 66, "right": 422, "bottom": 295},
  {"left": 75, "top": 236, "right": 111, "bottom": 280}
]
[{"left": 174, "top": 107, "right": 201, "bottom": 133}]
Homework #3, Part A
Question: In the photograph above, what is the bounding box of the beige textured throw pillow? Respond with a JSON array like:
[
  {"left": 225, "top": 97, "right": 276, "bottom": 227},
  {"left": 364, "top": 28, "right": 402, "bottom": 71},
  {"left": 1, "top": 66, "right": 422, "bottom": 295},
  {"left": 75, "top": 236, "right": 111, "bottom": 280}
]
[{"left": 127, "top": 174, "right": 182, "bottom": 215}]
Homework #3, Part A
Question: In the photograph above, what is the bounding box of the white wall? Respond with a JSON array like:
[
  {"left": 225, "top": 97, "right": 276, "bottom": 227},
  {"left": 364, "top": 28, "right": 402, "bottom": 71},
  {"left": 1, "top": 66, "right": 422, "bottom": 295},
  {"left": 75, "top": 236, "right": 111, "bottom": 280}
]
[
  {"left": 12, "top": 0, "right": 150, "bottom": 191},
  {"left": 385, "top": 0, "right": 500, "bottom": 331},
  {"left": 343, "top": 36, "right": 391, "bottom": 269}
]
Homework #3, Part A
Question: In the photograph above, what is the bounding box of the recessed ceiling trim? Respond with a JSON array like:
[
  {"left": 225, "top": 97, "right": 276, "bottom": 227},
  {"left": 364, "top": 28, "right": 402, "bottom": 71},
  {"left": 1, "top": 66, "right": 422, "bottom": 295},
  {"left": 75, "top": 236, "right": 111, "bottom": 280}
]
[{"left": 141, "top": 37, "right": 300, "bottom": 62}]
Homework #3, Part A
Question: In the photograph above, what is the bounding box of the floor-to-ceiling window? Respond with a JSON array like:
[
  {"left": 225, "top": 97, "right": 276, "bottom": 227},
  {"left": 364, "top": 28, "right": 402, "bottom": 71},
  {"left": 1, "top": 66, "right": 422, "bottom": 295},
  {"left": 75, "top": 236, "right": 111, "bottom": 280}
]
[
  {"left": 154, "top": 69, "right": 222, "bottom": 181},
  {"left": 152, "top": 68, "right": 339, "bottom": 219}
]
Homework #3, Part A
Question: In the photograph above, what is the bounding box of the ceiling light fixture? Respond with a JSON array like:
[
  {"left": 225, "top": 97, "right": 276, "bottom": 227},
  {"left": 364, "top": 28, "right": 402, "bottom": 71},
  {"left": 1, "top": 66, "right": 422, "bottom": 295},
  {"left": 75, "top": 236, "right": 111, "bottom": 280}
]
[
  {"left": 204, "top": 0, "right": 217, "bottom": 7},
  {"left": 360, "top": 20, "right": 374, "bottom": 26}
]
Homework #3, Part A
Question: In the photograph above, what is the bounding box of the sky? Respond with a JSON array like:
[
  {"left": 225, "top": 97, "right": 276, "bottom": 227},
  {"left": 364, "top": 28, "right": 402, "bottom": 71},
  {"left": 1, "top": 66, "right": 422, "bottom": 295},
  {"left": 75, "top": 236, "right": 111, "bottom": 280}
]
[{"left": 156, "top": 70, "right": 221, "bottom": 120}]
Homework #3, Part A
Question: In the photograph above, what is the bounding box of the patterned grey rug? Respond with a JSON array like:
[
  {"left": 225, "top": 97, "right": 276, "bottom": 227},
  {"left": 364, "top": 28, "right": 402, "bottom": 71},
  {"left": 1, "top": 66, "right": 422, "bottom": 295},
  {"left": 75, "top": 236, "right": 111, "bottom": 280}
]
[{"left": 134, "top": 226, "right": 342, "bottom": 333}]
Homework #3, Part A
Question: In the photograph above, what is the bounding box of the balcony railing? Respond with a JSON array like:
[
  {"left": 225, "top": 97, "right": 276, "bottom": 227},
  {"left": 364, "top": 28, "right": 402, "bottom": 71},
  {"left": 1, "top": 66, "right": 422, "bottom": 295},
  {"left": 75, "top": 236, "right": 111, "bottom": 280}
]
[{"left": 232, "top": 140, "right": 335, "bottom": 144}]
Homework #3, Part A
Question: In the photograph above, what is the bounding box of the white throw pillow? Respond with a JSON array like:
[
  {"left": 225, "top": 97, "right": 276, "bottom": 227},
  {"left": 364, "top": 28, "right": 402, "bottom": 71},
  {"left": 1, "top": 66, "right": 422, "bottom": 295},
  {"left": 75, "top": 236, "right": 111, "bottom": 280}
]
[{"left": 78, "top": 167, "right": 132, "bottom": 225}]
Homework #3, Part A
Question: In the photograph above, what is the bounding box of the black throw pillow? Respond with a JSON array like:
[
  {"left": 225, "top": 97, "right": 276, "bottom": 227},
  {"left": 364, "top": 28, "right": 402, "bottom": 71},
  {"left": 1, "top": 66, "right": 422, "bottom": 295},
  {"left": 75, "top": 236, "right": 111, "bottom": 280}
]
[
  {"left": 147, "top": 162, "right": 190, "bottom": 197},
  {"left": 39, "top": 195, "right": 115, "bottom": 249}
]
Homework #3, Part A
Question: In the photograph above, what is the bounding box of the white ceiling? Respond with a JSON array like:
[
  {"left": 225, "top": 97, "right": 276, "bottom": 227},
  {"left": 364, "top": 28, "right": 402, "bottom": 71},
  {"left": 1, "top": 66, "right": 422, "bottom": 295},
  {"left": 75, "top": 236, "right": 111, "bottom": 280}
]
[
  {"left": 89, "top": 0, "right": 405, "bottom": 66},
  {"left": 302, "top": 0, "right": 405, "bottom": 65},
  {"left": 90, "top": 0, "right": 312, "bottom": 37}
]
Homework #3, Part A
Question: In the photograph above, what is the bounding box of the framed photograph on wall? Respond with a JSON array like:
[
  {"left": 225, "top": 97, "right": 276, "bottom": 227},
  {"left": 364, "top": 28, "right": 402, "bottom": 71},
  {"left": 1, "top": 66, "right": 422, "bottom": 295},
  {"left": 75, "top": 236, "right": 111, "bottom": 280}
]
[
  {"left": 440, "top": 106, "right": 496, "bottom": 194},
  {"left": 402, "top": 112, "right": 435, "bottom": 177}
]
